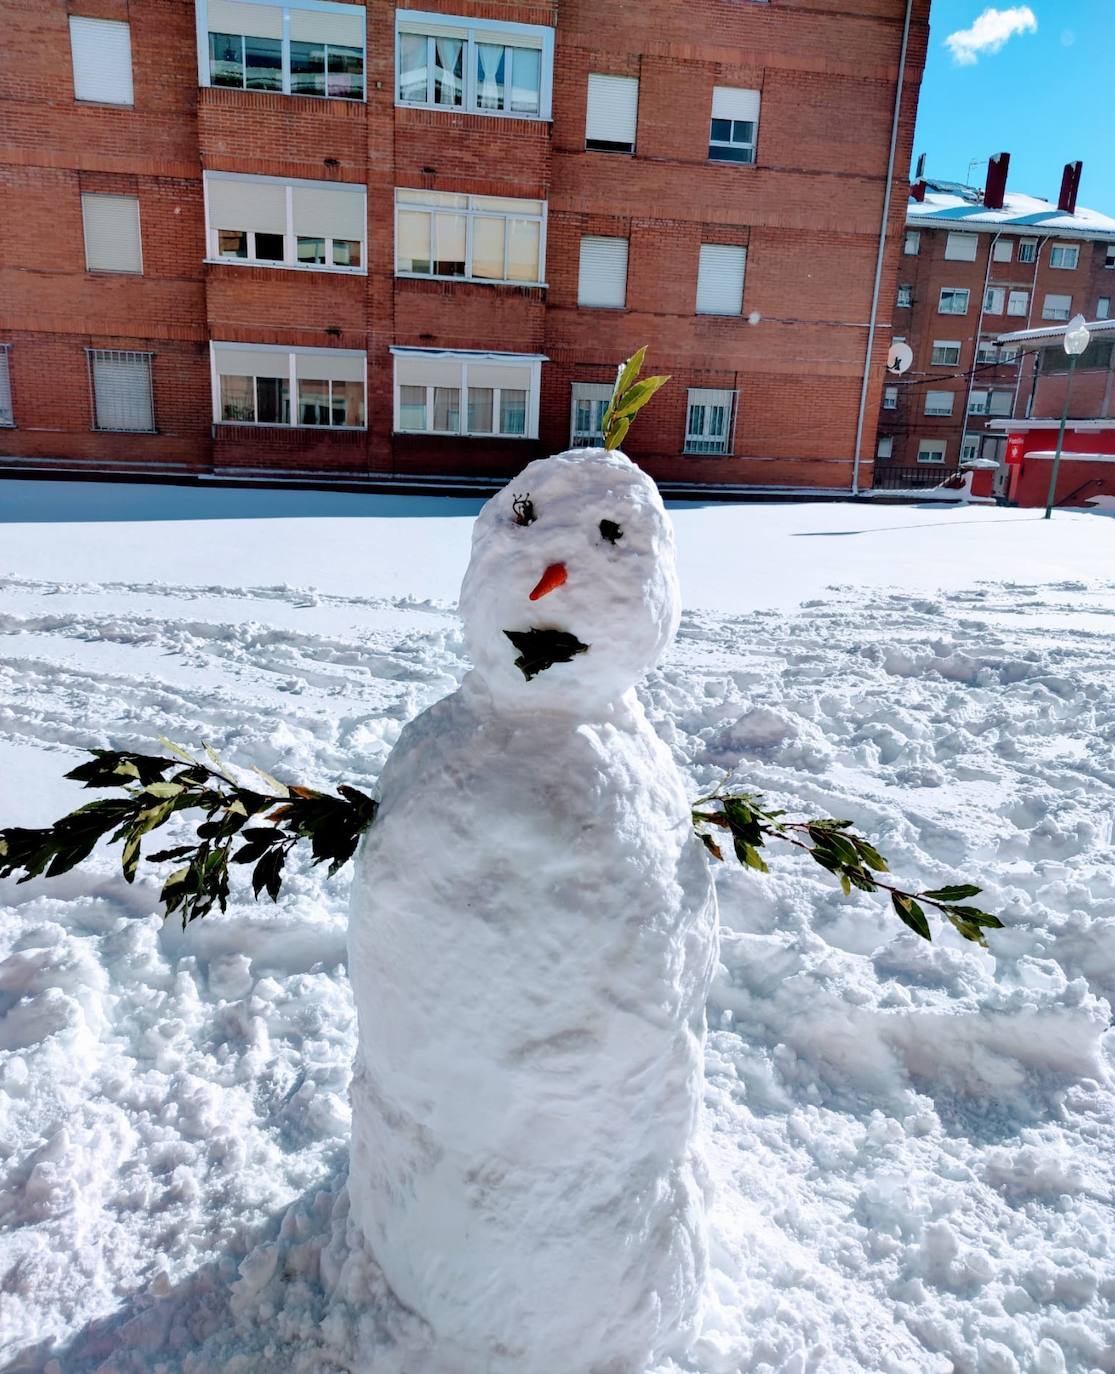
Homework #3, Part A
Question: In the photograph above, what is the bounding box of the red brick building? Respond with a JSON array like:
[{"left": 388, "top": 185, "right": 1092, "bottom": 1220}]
[
  {"left": 874, "top": 157, "right": 1115, "bottom": 490},
  {"left": 0, "top": 0, "right": 927, "bottom": 492}
]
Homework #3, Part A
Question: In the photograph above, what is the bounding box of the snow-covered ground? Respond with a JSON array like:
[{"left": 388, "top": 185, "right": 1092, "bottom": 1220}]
[{"left": 1, "top": 479, "right": 1114, "bottom": 1373}]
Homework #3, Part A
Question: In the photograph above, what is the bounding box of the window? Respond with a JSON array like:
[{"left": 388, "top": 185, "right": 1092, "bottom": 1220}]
[
  {"left": 876, "top": 435, "right": 893, "bottom": 459},
  {"left": 391, "top": 348, "right": 543, "bottom": 437},
  {"left": 81, "top": 194, "right": 142, "bottom": 273},
  {"left": 1000, "top": 344, "right": 1020, "bottom": 363},
  {"left": 882, "top": 385, "right": 898, "bottom": 410},
  {"left": 917, "top": 441, "right": 946, "bottom": 464},
  {"left": 976, "top": 339, "right": 999, "bottom": 364},
  {"left": 0, "top": 346, "right": 12, "bottom": 426},
  {"left": 201, "top": 1, "right": 365, "bottom": 100},
  {"left": 925, "top": 390, "right": 953, "bottom": 416},
  {"left": 1098, "top": 298, "right": 1111, "bottom": 321},
  {"left": 993, "top": 239, "right": 1013, "bottom": 263},
  {"left": 1042, "top": 294, "right": 1072, "bottom": 321},
  {"left": 696, "top": 244, "right": 746, "bottom": 316},
  {"left": 1018, "top": 239, "right": 1037, "bottom": 264},
  {"left": 983, "top": 286, "right": 1005, "bottom": 314},
  {"left": 395, "top": 190, "right": 545, "bottom": 285},
  {"left": 205, "top": 174, "right": 366, "bottom": 271},
  {"left": 570, "top": 382, "right": 613, "bottom": 447},
  {"left": 961, "top": 435, "right": 979, "bottom": 462},
  {"left": 212, "top": 343, "right": 365, "bottom": 427},
  {"left": 904, "top": 231, "right": 920, "bottom": 256},
  {"left": 897, "top": 283, "right": 912, "bottom": 307},
  {"left": 685, "top": 389, "right": 734, "bottom": 454},
  {"left": 585, "top": 74, "right": 638, "bottom": 153},
  {"left": 1049, "top": 243, "right": 1079, "bottom": 270},
  {"left": 1040, "top": 340, "right": 1114, "bottom": 374},
  {"left": 709, "top": 87, "right": 759, "bottom": 164},
  {"left": 578, "top": 235, "right": 628, "bottom": 308},
  {"left": 395, "top": 11, "right": 552, "bottom": 119},
  {"left": 931, "top": 340, "right": 960, "bottom": 366},
  {"left": 939, "top": 288, "right": 969, "bottom": 315},
  {"left": 988, "top": 390, "right": 1013, "bottom": 417},
  {"left": 70, "top": 17, "right": 133, "bottom": 104},
  {"left": 968, "top": 390, "right": 988, "bottom": 415},
  {"left": 87, "top": 350, "right": 154, "bottom": 432},
  {"left": 1106, "top": 244, "right": 1115, "bottom": 269},
  {"left": 1007, "top": 289, "right": 1029, "bottom": 316},
  {"left": 945, "top": 232, "right": 978, "bottom": 262}
]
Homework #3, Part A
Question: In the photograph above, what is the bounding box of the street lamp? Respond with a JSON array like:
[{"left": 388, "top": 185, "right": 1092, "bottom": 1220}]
[{"left": 1044, "top": 314, "right": 1091, "bottom": 519}]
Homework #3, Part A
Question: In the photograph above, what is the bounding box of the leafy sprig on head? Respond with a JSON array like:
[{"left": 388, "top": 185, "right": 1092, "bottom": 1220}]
[
  {"left": 602, "top": 346, "right": 670, "bottom": 452},
  {"left": 0, "top": 742, "right": 377, "bottom": 927},
  {"left": 692, "top": 789, "right": 1003, "bottom": 948}
]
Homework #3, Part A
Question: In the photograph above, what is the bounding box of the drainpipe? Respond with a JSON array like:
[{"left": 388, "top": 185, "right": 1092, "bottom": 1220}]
[
  {"left": 851, "top": 0, "right": 914, "bottom": 495},
  {"left": 963, "top": 229, "right": 1004, "bottom": 453}
]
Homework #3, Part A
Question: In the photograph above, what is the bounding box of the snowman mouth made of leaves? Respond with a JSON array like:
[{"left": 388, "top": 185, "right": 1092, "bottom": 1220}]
[{"left": 0, "top": 348, "right": 1001, "bottom": 1373}]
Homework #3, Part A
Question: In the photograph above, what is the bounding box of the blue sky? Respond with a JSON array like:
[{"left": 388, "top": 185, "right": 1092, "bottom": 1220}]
[{"left": 913, "top": 2, "right": 1115, "bottom": 214}]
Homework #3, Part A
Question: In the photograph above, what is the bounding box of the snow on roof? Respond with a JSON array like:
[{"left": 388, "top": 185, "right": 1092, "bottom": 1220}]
[
  {"left": 908, "top": 187, "right": 1115, "bottom": 239},
  {"left": 994, "top": 318, "right": 1115, "bottom": 348}
]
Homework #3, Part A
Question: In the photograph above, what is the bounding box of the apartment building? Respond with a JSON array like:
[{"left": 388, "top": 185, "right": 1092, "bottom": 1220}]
[
  {"left": 0, "top": 0, "right": 927, "bottom": 492},
  {"left": 875, "top": 155, "right": 1115, "bottom": 486}
]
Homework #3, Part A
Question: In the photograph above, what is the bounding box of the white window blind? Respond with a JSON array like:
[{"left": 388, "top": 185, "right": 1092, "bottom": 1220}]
[
  {"left": 292, "top": 185, "right": 365, "bottom": 241},
  {"left": 917, "top": 441, "right": 946, "bottom": 464},
  {"left": 983, "top": 287, "right": 1005, "bottom": 313},
  {"left": 205, "top": 174, "right": 366, "bottom": 270},
  {"left": 711, "top": 86, "right": 759, "bottom": 123},
  {"left": 1007, "top": 289, "right": 1029, "bottom": 316},
  {"left": 945, "top": 233, "right": 978, "bottom": 261},
  {"left": 585, "top": 74, "right": 638, "bottom": 151},
  {"left": 1098, "top": 298, "right": 1111, "bottom": 320},
  {"left": 70, "top": 17, "right": 134, "bottom": 104},
  {"left": 924, "top": 390, "right": 953, "bottom": 416},
  {"left": 578, "top": 236, "right": 628, "bottom": 308},
  {"left": 208, "top": 0, "right": 283, "bottom": 39},
  {"left": 993, "top": 239, "right": 1013, "bottom": 262},
  {"left": 1042, "top": 294, "right": 1072, "bottom": 320},
  {"left": 570, "top": 382, "right": 613, "bottom": 446},
  {"left": 988, "top": 391, "right": 1013, "bottom": 417},
  {"left": 968, "top": 390, "right": 988, "bottom": 414},
  {"left": 214, "top": 347, "right": 292, "bottom": 377},
  {"left": 904, "top": 231, "right": 920, "bottom": 255},
  {"left": 88, "top": 350, "right": 154, "bottom": 432},
  {"left": 876, "top": 436, "right": 892, "bottom": 458},
  {"left": 208, "top": 179, "right": 287, "bottom": 234},
  {"left": 0, "top": 347, "right": 12, "bottom": 425},
  {"left": 391, "top": 349, "right": 542, "bottom": 437},
  {"left": 931, "top": 341, "right": 960, "bottom": 366},
  {"left": 81, "top": 194, "right": 142, "bottom": 273},
  {"left": 696, "top": 244, "right": 746, "bottom": 316},
  {"left": 290, "top": 6, "right": 363, "bottom": 46},
  {"left": 882, "top": 385, "right": 897, "bottom": 409}
]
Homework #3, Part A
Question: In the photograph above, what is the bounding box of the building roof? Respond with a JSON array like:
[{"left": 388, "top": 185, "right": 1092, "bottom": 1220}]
[
  {"left": 993, "top": 318, "right": 1115, "bottom": 349},
  {"left": 907, "top": 184, "right": 1115, "bottom": 240}
]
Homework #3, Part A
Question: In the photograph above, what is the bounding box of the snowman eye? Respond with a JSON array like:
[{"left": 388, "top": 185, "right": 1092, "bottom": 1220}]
[
  {"left": 512, "top": 493, "right": 536, "bottom": 527},
  {"left": 599, "top": 519, "right": 623, "bottom": 544}
]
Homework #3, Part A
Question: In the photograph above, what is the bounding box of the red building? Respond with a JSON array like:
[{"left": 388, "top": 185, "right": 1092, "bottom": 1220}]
[
  {"left": 0, "top": 0, "right": 927, "bottom": 493},
  {"left": 873, "top": 156, "right": 1115, "bottom": 490}
]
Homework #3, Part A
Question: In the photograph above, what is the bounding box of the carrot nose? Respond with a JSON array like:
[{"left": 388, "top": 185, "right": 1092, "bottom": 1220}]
[{"left": 529, "top": 562, "right": 567, "bottom": 600}]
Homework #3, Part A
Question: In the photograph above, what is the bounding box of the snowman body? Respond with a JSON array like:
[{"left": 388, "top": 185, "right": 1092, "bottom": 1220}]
[{"left": 348, "top": 450, "right": 718, "bottom": 1373}]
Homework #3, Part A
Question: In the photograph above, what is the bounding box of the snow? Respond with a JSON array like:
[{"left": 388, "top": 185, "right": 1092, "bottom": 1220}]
[
  {"left": 908, "top": 189, "right": 1115, "bottom": 236},
  {"left": 2, "top": 477, "right": 1115, "bottom": 1372}
]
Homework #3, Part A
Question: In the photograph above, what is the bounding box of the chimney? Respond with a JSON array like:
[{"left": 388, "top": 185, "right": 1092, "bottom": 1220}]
[
  {"left": 910, "top": 180, "right": 926, "bottom": 202},
  {"left": 983, "top": 151, "right": 1010, "bottom": 209},
  {"left": 1058, "top": 160, "right": 1083, "bottom": 214}
]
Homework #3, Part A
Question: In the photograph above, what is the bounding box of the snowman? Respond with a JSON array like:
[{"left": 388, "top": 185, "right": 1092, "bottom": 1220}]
[{"left": 347, "top": 447, "right": 719, "bottom": 1373}]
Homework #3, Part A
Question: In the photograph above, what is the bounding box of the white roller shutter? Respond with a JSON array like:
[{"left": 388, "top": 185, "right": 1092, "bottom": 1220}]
[
  {"left": 214, "top": 346, "right": 291, "bottom": 377},
  {"left": 289, "top": 6, "right": 364, "bottom": 47},
  {"left": 465, "top": 362, "right": 533, "bottom": 389},
  {"left": 292, "top": 351, "right": 365, "bottom": 382},
  {"left": 585, "top": 75, "right": 638, "bottom": 149},
  {"left": 207, "top": 0, "right": 282, "bottom": 38},
  {"left": 291, "top": 185, "right": 366, "bottom": 241},
  {"left": 69, "top": 17, "right": 134, "bottom": 105},
  {"left": 695, "top": 244, "right": 745, "bottom": 315},
  {"left": 711, "top": 86, "right": 759, "bottom": 123},
  {"left": 0, "top": 349, "right": 12, "bottom": 425},
  {"left": 394, "top": 355, "right": 465, "bottom": 388},
  {"left": 578, "top": 236, "right": 628, "bottom": 308},
  {"left": 81, "top": 195, "right": 142, "bottom": 273},
  {"left": 89, "top": 351, "right": 153, "bottom": 432},
  {"left": 207, "top": 177, "right": 287, "bottom": 234},
  {"left": 945, "top": 232, "right": 978, "bottom": 262}
]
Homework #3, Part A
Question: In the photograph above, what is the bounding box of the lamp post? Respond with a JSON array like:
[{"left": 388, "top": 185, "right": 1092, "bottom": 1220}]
[{"left": 1044, "top": 314, "right": 1091, "bottom": 519}]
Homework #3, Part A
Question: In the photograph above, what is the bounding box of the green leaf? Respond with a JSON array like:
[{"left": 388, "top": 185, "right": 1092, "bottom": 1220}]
[
  {"left": 922, "top": 884, "right": 982, "bottom": 902},
  {"left": 733, "top": 836, "right": 769, "bottom": 873},
  {"left": 891, "top": 892, "right": 932, "bottom": 941},
  {"left": 603, "top": 415, "right": 632, "bottom": 452},
  {"left": 609, "top": 374, "right": 671, "bottom": 422}
]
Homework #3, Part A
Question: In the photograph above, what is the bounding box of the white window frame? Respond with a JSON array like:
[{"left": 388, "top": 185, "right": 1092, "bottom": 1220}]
[
  {"left": 203, "top": 173, "right": 366, "bottom": 273},
  {"left": 1049, "top": 243, "right": 1079, "bottom": 270},
  {"left": 987, "top": 390, "right": 1013, "bottom": 417},
  {"left": 695, "top": 243, "right": 746, "bottom": 316},
  {"left": 938, "top": 287, "right": 969, "bottom": 315},
  {"left": 992, "top": 239, "right": 1013, "bottom": 263},
  {"left": 924, "top": 390, "right": 954, "bottom": 417},
  {"left": 394, "top": 190, "right": 546, "bottom": 286},
  {"left": 69, "top": 16, "right": 134, "bottom": 106},
  {"left": 390, "top": 347, "right": 545, "bottom": 439},
  {"left": 975, "top": 338, "right": 1000, "bottom": 364},
  {"left": 1098, "top": 298, "right": 1111, "bottom": 321},
  {"left": 960, "top": 434, "right": 979, "bottom": 462},
  {"left": 196, "top": 0, "right": 367, "bottom": 101},
  {"left": 945, "top": 232, "right": 978, "bottom": 262},
  {"left": 86, "top": 349, "right": 155, "bottom": 433},
  {"left": 1017, "top": 238, "right": 1037, "bottom": 263},
  {"left": 393, "top": 10, "right": 553, "bottom": 120},
  {"left": 708, "top": 87, "right": 759, "bottom": 165},
  {"left": 931, "top": 340, "right": 960, "bottom": 366},
  {"left": 578, "top": 235, "right": 628, "bottom": 309},
  {"left": 585, "top": 73, "right": 638, "bottom": 153},
  {"left": 1106, "top": 244, "right": 1115, "bottom": 269},
  {"left": 897, "top": 283, "right": 912, "bottom": 307},
  {"left": 684, "top": 388, "right": 735, "bottom": 455},
  {"left": 569, "top": 382, "right": 613, "bottom": 447},
  {"left": 81, "top": 193, "right": 143, "bottom": 274},
  {"left": 876, "top": 435, "right": 893, "bottom": 459},
  {"left": 999, "top": 344, "right": 1020, "bottom": 363},
  {"left": 968, "top": 389, "right": 989, "bottom": 415},
  {"left": 210, "top": 341, "right": 367, "bottom": 428},
  {"left": 983, "top": 286, "right": 1005, "bottom": 314},
  {"left": 917, "top": 440, "right": 946, "bottom": 465},
  {"left": 1042, "top": 294, "right": 1072, "bottom": 322},
  {"left": 1007, "top": 289, "right": 1029, "bottom": 317},
  {"left": 904, "top": 230, "right": 920, "bottom": 256},
  {"left": 882, "top": 385, "right": 897, "bottom": 410},
  {"left": 0, "top": 345, "right": 13, "bottom": 427}
]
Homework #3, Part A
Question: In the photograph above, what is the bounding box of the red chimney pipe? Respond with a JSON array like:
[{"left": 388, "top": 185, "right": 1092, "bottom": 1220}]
[
  {"left": 1058, "top": 160, "right": 1082, "bottom": 214},
  {"left": 910, "top": 179, "right": 926, "bottom": 202},
  {"left": 983, "top": 151, "right": 1010, "bottom": 209}
]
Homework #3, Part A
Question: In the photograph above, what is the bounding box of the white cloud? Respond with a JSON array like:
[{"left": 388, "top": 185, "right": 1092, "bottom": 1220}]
[{"left": 945, "top": 6, "right": 1037, "bottom": 65}]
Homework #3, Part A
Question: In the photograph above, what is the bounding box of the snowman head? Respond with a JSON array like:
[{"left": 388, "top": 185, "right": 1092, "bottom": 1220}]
[{"left": 459, "top": 448, "right": 681, "bottom": 713}]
